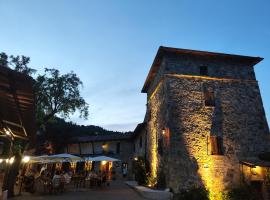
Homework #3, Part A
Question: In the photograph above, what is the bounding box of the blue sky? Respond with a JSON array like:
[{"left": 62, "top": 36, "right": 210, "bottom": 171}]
[{"left": 0, "top": 0, "right": 269, "bottom": 132}]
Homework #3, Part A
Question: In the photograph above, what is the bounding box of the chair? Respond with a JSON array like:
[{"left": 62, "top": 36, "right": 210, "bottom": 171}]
[{"left": 52, "top": 177, "right": 61, "bottom": 193}]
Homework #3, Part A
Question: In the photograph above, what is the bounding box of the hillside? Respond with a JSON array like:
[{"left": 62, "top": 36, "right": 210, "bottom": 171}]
[{"left": 45, "top": 117, "right": 131, "bottom": 145}]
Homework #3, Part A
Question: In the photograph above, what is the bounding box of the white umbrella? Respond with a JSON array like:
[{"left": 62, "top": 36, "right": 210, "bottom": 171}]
[
  {"left": 28, "top": 154, "right": 82, "bottom": 163},
  {"left": 85, "top": 156, "right": 120, "bottom": 162},
  {"left": 48, "top": 154, "right": 82, "bottom": 162}
]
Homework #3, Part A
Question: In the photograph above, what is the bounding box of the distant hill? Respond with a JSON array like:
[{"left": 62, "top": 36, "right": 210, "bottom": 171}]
[{"left": 45, "top": 117, "right": 132, "bottom": 145}]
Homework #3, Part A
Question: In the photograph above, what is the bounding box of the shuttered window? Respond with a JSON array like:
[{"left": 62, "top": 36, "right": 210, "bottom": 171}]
[
  {"left": 158, "top": 138, "right": 163, "bottom": 155},
  {"left": 204, "top": 90, "right": 215, "bottom": 107},
  {"left": 210, "top": 136, "right": 223, "bottom": 155}
]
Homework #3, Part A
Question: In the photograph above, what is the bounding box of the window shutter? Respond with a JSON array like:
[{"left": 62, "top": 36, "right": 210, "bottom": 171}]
[
  {"left": 210, "top": 136, "right": 223, "bottom": 155},
  {"left": 210, "top": 136, "right": 218, "bottom": 155},
  {"left": 158, "top": 138, "right": 163, "bottom": 155}
]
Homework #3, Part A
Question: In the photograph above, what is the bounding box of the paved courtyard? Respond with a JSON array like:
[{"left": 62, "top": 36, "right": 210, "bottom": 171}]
[{"left": 12, "top": 181, "right": 145, "bottom": 200}]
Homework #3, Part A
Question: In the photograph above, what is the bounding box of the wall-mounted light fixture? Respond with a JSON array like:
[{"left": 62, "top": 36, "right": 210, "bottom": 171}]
[{"left": 162, "top": 129, "right": 166, "bottom": 136}]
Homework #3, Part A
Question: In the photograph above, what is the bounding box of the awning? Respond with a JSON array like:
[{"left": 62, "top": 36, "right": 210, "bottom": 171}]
[{"left": 240, "top": 159, "right": 270, "bottom": 167}]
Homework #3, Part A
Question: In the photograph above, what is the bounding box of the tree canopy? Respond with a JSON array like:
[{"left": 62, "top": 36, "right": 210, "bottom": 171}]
[
  {"left": 35, "top": 68, "right": 89, "bottom": 125},
  {"left": 0, "top": 53, "right": 36, "bottom": 75},
  {"left": 0, "top": 52, "right": 89, "bottom": 127}
]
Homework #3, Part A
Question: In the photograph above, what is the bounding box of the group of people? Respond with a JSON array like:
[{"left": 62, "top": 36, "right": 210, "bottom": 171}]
[
  {"left": 22, "top": 168, "right": 72, "bottom": 193},
  {"left": 86, "top": 170, "right": 108, "bottom": 186},
  {"left": 22, "top": 167, "right": 110, "bottom": 194}
]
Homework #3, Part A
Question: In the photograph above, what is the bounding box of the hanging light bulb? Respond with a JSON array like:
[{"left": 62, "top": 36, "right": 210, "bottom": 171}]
[
  {"left": 9, "top": 156, "right": 15, "bottom": 164},
  {"left": 22, "top": 156, "right": 30, "bottom": 163}
]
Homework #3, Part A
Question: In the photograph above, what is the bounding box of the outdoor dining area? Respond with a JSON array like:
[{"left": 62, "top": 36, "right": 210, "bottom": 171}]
[{"left": 17, "top": 154, "right": 120, "bottom": 196}]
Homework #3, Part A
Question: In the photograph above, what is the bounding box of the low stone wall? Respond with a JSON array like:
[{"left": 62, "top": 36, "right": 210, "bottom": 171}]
[{"left": 125, "top": 181, "right": 172, "bottom": 200}]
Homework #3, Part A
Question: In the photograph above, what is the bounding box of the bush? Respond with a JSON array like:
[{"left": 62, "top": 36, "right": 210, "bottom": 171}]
[
  {"left": 227, "top": 185, "right": 263, "bottom": 200},
  {"left": 133, "top": 157, "right": 148, "bottom": 185},
  {"left": 157, "top": 170, "right": 166, "bottom": 189},
  {"left": 174, "top": 187, "right": 209, "bottom": 200}
]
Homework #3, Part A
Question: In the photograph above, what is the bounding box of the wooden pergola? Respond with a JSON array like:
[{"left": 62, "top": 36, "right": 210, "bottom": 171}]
[{"left": 0, "top": 66, "right": 35, "bottom": 153}]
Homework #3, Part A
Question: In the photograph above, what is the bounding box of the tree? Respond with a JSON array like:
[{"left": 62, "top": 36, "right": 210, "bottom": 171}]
[
  {"left": 0, "top": 52, "right": 8, "bottom": 67},
  {"left": 35, "top": 68, "right": 89, "bottom": 127},
  {"left": 0, "top": 52, "right": 36, "bottom": 76},
  {"left": 10, "top": 55, "right": 36, "bottom": 76}
]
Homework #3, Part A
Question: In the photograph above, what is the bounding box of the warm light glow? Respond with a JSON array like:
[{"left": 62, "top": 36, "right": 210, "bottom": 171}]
[
  {"left": 162, "top": 129, "right": 166, "bottom": 136},
  {"left": 134, "top": 157, "right": 138, "bottom": 161},
  {"left": 102, "top": 143, "right": 108, "bottom": 151},
  {"left": 101, "top": 161, "right": 107, "bottom": 165},
  {"left": 4, "top": 128, "right": 11, "bottom": 136},
  {"left": 9, "top": 156, "right": 15, "bottom": 164},
  {"left": 166, "top": 73, "right": 256, "bottom": 83},
  {"left": 149, "top": 127, "right": 158, "bottom": 185},
  {"left": 0, "top": 159, "right": 3, "bottom": 163},
  {"left": 22, "top": 156, "right": 30, "bottom": 163}
]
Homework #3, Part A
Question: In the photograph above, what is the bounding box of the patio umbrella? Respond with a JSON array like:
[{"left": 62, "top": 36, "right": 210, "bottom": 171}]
[
  {"left": 48, "top": 154, "right": 82, "bottom": 162},
  {"left": 28, "top": 154, "right": 82, "bottom": 163},
  {"left": 86, "top": 156, "right": 120, "bottom": 162}
]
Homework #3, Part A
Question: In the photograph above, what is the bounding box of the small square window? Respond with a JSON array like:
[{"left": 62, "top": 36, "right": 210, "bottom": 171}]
[
  {"left": 200, "top": 66, "right": 208, "bottom": 76},
  {"left": 116, "top": 142, "right": 120, "bottom": 154},
  {"left": 133, "top": 143, "right": 136, "bottom": 153},
  {"left": 204, "top": 90, "right": 215, "bottom": 107}
]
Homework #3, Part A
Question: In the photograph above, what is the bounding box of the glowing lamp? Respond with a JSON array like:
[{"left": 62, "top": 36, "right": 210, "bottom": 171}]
[
  {"left": 4, "top": 128, "right": 11, "bottom": 136},
  {"left": 9, "top": 156, "right": 15, "bottom": 164},
  {"left": 0, "top": 159, "right": 3, "bottom": 163},
  {"left": 251, "top": 166, "right": 258, "bottom": 175},
  {"left": 22, "top": 156, "right": 30, "bottom": 163},
  {"left": 101, "top": 161, "right": 107, "bottom": 165},
  {"left": 162, "top": 129, "right": 166, "bottom": 136},
  {"left": 134, "top": 157, "right": 138, "bottom": 161}
]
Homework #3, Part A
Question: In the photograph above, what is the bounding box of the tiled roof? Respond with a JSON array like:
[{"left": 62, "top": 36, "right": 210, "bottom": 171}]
[{"left": 69, "top": 133, "right": 133, "bottom": 143}]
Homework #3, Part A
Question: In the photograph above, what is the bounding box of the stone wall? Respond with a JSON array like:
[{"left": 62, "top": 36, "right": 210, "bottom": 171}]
[
  {"left": 133, "top": 128, "right": 147, "bottom": 159},
  {"left": 146, "top": 73, "right": 270, "bottom": 197},
  {"left": 145, "top": 55, "right": 270, "bottom": 198}
]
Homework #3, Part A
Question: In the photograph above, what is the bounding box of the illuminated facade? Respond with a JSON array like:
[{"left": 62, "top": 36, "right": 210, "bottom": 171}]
[{"left": 141, "top": 46, "right": 270, "bottom": 197}]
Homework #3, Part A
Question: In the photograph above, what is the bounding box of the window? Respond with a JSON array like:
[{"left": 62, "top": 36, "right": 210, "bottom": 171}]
[
  {"left": 200, "top": 66, "right": 208, "bottom": 76},
  {"left": 133, "top": 143, "right": 136, "bottom": 153},
  {"left": 210, "top": 136, "right": 223, "bottom": 155},
  {"left": 204, "top": 89, "right": 215, "bottom": 107},
  {"left": 116, "top": 142, "right": 120, "bottom": 154},
  {"left": 139, "top": 136, "right": 143, "bottom": 148},
  {"left": 158, "top": 138, "right": 163, "bottom": 155}
]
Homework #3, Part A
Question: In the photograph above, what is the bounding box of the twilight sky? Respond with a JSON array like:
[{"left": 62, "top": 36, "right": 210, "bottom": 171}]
[{"left": 0, "top": 0, "right": 269, "bottom": 132}]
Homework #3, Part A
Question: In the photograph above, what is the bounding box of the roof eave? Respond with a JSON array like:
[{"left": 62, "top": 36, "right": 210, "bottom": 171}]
[{"left": 141, "top": 46, "right": 264, "bottom": 93}]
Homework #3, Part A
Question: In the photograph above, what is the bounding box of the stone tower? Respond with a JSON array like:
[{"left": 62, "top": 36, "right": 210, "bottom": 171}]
[{"left": 142, "top": 46, "right": 270, "bottom": 197}]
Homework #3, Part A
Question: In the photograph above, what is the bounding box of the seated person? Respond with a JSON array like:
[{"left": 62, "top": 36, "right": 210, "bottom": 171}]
[
  {"left": 52, "top": 171, "right": 61, "bottom": 189},
  {"left": 63, "top": 171, "right": 71, "bottom": 184}
]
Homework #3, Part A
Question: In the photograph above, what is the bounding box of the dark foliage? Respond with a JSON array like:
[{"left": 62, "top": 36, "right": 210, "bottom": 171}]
[
  {"left": 174, "top": 187, "right": 209, "bottom": 200},
  {"left": 45, "top": 117, "right": 130, "bottom": 152},
  {"left": 157, "top": 170, "right": 166, "bottom": 189},
  {"left": 133, "top": 157, "right": 148, "bottom": 185},
  {"left": 227, "top": 185, "right": 263, "bottom": 200}
]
